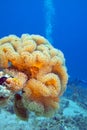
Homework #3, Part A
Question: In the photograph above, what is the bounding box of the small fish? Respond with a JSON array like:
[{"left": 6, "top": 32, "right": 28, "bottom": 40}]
[{"left": 0, "top": 77, "right": 7, "bottom": 85}]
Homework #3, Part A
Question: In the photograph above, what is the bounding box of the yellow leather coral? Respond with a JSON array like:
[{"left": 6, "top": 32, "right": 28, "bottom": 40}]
[{"left": 0, "top": 34, "right": 68, "bottom": 118}]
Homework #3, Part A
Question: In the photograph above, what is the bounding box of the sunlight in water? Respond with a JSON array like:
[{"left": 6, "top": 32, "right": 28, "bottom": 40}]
[{"left": 44, "top": 0, "right": 55, "bottom": 43}]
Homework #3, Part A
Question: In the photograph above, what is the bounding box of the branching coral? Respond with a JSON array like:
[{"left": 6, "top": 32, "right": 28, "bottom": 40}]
[
  {"left": 0, "top": 85, "right": 11, "bottom": 106},
  {"left": 0, "top": 34, "right": 68, "bottom": 119}
]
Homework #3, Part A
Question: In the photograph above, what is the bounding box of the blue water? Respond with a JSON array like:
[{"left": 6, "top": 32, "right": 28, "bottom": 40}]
[
  {"left": 0, "top": 1, "right": 87, "bottom": 129},
  {"left": 0, "top": 0, "right": 87, "bottom": 81}
]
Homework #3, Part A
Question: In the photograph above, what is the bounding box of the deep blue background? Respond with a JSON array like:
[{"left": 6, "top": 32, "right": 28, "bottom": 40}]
[{"left": 0, "top": 0, "right": 87, "bottom": 81}]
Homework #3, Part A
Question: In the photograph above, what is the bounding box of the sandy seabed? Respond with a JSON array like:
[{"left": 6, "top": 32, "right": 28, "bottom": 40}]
[{"left": 0, "top": 96, "right": 87, "bottom": 130}]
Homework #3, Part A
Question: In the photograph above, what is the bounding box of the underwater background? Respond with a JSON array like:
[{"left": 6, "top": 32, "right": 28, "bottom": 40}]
[
  {"left": 0, "top": 0, "right": 87, "bottom": 130},
  {"left": 0, "top": 0, "right": 87, "bottom": 81}
]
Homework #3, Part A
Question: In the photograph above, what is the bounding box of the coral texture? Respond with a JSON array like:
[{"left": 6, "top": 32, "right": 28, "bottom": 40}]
[{"left": 0, "top": 34, "right": 68, "bottom": 118}]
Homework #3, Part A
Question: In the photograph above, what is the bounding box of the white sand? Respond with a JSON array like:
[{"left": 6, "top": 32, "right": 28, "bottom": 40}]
[{"left": 63, "top": 98, "right": 87, "bottom": 117}]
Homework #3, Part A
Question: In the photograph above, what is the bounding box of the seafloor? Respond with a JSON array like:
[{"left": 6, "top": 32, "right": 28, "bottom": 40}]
[{"left": 0, "top": 78, "right": 87, "bottom": 130}]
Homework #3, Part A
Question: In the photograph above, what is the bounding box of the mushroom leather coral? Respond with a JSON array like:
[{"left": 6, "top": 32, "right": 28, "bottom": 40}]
[{"left": 0, "top": 34, "right": 68, "bottom": 117}]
